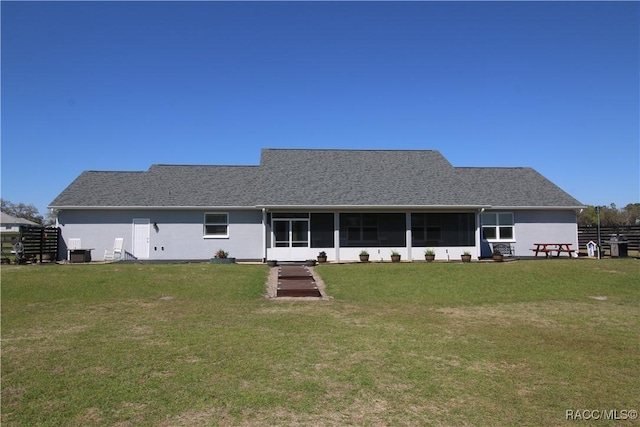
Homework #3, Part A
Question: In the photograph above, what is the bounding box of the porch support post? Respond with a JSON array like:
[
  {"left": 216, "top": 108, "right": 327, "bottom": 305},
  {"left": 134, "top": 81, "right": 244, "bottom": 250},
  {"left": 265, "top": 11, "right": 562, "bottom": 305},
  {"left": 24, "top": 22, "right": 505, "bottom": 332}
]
[
  {"left": 334, "top": 212, "right": 340, "bottom": 262},
  {"left": 476, "top": 209, "right": 483, "bottom": 259},
  {"left": 406, "top": 212, "right": 412, "bottom": 261},
  {"left": 262, "top": 208, "right": 267, "bottom": 262}
]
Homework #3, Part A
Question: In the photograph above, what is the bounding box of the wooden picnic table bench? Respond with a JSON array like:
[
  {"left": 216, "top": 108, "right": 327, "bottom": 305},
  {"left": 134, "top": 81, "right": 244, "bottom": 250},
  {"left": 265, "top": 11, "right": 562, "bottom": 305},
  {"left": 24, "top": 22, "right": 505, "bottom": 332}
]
[{"left": 531, "top": 243, "right": 575, "bottom": 258}]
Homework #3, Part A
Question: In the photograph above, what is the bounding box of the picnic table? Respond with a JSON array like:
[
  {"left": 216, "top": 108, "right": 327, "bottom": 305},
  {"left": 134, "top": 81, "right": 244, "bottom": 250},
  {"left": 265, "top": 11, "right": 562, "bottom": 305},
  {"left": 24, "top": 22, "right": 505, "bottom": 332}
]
[{"left": 531, "top": 243, "right": 575, "bottom": 258}]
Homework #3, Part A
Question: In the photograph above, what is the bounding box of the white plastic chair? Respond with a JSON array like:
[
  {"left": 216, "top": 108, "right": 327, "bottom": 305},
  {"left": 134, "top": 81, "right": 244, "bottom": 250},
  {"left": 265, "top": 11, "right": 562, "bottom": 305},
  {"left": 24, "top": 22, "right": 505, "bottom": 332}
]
[{"left": 104, "top": 238, "right": 124, "bottom": 261}]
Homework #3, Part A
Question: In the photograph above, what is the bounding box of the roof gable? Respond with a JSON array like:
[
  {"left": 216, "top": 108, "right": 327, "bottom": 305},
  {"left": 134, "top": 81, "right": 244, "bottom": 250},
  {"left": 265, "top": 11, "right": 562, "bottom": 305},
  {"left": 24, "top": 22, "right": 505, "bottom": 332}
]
[{"left": 258, "top": 149, "right": 477, "bottom": 206}]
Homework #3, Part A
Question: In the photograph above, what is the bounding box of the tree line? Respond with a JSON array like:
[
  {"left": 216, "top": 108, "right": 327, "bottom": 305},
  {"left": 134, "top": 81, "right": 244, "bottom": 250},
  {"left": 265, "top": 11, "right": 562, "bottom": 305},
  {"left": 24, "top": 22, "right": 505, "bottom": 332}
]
[{"left": 578, "top": 203, "right": 640, "bottom": 227}]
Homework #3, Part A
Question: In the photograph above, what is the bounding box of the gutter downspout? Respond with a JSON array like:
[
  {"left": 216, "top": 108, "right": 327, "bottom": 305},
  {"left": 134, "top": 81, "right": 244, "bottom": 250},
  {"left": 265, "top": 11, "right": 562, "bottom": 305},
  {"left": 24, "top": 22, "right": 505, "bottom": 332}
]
[
  {"left": 262, "top": 208, "right": 267, "bottom": 263},
  {"left": 477, "top": 208, "right": 485, "bottom": 259}
]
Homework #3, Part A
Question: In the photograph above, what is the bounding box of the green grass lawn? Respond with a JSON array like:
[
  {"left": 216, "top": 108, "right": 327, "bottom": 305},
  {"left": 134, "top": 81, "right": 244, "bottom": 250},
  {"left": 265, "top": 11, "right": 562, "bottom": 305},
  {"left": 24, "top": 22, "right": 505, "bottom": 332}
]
[{"left": 2, "top": 260, "right": 638, "bottom": 426}]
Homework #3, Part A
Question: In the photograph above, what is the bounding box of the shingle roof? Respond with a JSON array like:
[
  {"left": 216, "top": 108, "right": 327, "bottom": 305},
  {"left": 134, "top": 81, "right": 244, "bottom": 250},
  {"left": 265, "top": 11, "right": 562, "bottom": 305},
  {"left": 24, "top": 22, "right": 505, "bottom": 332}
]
[
  {"left": 49, "top": 149, "right": 582, "bottom": 209},
  {"left": 49, "top": 166, "right": 261, "bottom": 207},
  {"left": 0, "top": 211, "right": 40, "bottom": 225},
  {"left": 454, "top": 167, "right": 583, "bottom": 207},
  {"left": 259, "top": 149, "right": 479, "bottom": 206}
]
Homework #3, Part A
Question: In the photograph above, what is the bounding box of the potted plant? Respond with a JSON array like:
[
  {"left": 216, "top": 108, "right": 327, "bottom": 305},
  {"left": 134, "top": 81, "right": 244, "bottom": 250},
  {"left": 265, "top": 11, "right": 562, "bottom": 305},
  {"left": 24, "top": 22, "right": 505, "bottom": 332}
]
[
  {"left": 210, "top": 249, "right": 236, "bottom": 264},
  {"left": 359, "top": 250, "right": 370, "bottom": 262},
  {"left": 461, "top": 251, "right": 472, "bottom": 263},
  {"left": 305, "top": 259, "right": 317, "bottom": 267},
  {"left": 424, "top": 248, "right": 436, "bottom": 262},
  {"left": 391, "top": 250, "right": 401, "bottom": 262},
  {"left": 266, "top": 260, "right": 278, "bottom": 267},
  {"left": 492, "top": 248, "right": 504, "bottom": 262},
  {"left": 317, "top": 251, "right": 327, "bottom": 263}
]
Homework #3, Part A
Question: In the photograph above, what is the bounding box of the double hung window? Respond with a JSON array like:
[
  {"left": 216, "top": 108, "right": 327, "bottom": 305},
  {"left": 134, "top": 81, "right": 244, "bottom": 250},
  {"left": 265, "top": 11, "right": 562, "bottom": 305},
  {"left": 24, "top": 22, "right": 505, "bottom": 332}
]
[
  {"left": 481, "top": 212, "right": 514, "bottom": 241},
  {"left": 204, "top": 213, "right": 229, "bottom": 238}
]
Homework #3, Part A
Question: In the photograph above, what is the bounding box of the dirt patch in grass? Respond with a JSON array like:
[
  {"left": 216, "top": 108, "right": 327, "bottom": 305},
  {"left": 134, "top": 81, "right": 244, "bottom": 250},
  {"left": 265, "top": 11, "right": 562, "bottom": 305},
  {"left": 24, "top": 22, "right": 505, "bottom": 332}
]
[
  {"left": 434, "top": 300, "right": 627, "bottom": 328},
  {"left": 157, "top": 407, "right": 235, "bottom": 427},
  {"left": 74, "top": 407, "right": 104, "bottom": 426},
  {"left": 436, "top": 303, "right": 561, "bottom": 328}
]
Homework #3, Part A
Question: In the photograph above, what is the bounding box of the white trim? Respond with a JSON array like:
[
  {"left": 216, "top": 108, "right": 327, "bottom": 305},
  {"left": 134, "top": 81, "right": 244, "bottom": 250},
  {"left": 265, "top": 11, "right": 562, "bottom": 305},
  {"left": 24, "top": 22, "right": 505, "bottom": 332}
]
[
  {"left": 50, "top": 204, "right": 585, "bottom": 211},
  {"left": 405, "top": 212, "right": 413, "bottom": 261},
  {"left": 260, "top": 205, "right": 492, "bottom": 210},
  {"left": 50, "top": 205, "right": 257, "bottom": 210},
  {"left": 261, "top": 208, "right": 267, "bottom": 262},
  {"left": 489, "top": 206, "right": 586, "bottom": 210}
]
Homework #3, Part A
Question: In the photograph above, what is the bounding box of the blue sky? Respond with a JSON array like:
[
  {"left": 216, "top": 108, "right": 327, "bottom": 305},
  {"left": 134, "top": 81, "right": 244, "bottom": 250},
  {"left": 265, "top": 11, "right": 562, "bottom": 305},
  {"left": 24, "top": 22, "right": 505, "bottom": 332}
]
[{"left": 2, "top": 1, "right": 638, "bottom": 216}]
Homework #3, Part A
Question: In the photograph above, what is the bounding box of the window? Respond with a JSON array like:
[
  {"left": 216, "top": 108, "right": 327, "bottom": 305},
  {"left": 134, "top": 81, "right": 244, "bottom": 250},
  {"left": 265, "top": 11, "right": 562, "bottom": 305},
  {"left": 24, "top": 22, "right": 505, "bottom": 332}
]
[
  {"left": 270, "top": 213, "right": 310, "bottom": 248},
  {"left": 339, "top": 213, "right": 405, "bottom": 247},
  {"left": 411, "top": 213, "right": 475, "bottom": 247},
  {"left": 311, "top": 213, "right": 334, "bottom": 248},
  {"left": 481, "top": 212, "right": 514, "bottom": 241},
  {"left": 204, "top": 213, "right": 229, "bottom": 238}
]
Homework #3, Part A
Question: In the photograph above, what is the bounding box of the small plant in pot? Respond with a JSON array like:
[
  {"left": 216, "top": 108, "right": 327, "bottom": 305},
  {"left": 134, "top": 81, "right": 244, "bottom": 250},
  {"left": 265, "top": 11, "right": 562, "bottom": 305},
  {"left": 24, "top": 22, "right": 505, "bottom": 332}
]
[
  {"left": 214, "top": 249, "right": 228, "bottom": 258},
  {"left": 317, "top": 251, "right": 327, "bottom": 263},
  {"left": 359, "top": 250, "right": 370, "bottom": 262},
  {"left": 211, "top": 249, "right": 235, "bottom": 264},
  {"left": 461, "top": 251, "right": 472, "bottom": 263},
  {"left": 391, "top": 250, "right": 401, "bottom": 262},
  {"left": 424, "top": 248, "right": 436, "bottom": 262},
  {"left": 492, "top": 248, "right": 504, "bottom": 262}
]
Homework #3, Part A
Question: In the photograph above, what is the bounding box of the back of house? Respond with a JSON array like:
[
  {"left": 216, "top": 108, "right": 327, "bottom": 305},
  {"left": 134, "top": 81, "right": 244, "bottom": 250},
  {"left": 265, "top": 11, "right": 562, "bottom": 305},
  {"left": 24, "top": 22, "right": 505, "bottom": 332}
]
[{"left": 49, "top": 148, "right": 583, "bottom": 262}]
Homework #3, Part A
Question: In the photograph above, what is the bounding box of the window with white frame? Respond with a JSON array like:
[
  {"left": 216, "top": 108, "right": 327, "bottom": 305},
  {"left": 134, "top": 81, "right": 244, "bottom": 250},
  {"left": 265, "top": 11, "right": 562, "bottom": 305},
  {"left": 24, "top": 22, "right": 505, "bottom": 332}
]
[
  {"left": 481, "top": 212, "right": 514, "bottom": 241},
  {"left": 204, "top": 213, "right": 229, "bottom": 238}
]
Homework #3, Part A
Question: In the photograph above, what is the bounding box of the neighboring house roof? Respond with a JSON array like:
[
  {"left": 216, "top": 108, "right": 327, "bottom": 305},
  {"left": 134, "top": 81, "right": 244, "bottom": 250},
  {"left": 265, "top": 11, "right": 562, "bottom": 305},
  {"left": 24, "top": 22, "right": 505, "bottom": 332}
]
[
  {"left": 49, "top": 149, "right": 583, "bottom": 209},
  {"left": 0, "top": 211, "right": 39, "bottom": 226}
]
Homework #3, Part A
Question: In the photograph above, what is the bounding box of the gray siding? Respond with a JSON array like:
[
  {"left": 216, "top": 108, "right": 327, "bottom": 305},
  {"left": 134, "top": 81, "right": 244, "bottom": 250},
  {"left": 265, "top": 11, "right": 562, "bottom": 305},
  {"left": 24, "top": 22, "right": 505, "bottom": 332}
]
[
  {"left": 479, "top": 210, "right": 578, "bottom": 257},
  {"left": 513, "top": 210, "right": 578, "bottom": 257},
  {"left": 57, "top": 209, "right": 263, "bottom": 261}
]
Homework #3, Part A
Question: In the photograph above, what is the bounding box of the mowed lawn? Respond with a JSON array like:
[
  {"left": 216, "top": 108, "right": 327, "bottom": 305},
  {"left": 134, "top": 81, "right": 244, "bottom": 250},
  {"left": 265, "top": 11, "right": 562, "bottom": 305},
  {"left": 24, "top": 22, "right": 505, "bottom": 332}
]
[{"left": 1, "top": 260, "right": 638, "bottom": 426}]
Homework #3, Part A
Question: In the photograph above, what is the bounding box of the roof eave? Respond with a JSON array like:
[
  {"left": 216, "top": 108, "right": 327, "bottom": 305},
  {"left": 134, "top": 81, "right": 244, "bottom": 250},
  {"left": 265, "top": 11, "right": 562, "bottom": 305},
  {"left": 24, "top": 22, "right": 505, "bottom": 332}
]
[
  {"left": 258, "top": 204, "right": 492, "bottom": 210},
  {"left": 49, "top": 204, "right": 586, "bottom": 211},
  {"left": 49, "top": 205, "right": 257, "bottom": 210},
  {"left": 488, "top": 205, "right": 586, "bottom": 210}
]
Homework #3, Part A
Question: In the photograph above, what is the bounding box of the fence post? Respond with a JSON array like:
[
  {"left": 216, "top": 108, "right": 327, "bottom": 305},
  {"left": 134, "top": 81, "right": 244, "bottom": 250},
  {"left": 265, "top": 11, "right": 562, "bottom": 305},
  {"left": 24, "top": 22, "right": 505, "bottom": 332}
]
[
  {"left": 596, "top": 207, "right": 601, "bottom": 259},
  {"left": 39, "top": 227, "right": 44, "bottom": 263}
]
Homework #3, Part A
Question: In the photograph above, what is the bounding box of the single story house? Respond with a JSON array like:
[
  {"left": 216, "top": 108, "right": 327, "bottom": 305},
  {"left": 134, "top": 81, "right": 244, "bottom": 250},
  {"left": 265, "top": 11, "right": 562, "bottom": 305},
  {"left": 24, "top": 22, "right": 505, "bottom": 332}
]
[
  {"left": 1, "top": 211, "right": 40, "bottom": 232},
  {"left": 49, "top": 149, "right": 584, "bottom": 262}
]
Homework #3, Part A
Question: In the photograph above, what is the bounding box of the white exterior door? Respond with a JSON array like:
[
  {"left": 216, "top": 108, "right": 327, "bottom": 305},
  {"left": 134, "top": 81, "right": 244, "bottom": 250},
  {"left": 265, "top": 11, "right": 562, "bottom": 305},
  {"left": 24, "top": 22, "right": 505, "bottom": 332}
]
[
  {"left": 132, "top": 218, "right": 150, "bottom": 259},
  {"left": 270, "top": 218, "right": 309, "bottom": 260}
]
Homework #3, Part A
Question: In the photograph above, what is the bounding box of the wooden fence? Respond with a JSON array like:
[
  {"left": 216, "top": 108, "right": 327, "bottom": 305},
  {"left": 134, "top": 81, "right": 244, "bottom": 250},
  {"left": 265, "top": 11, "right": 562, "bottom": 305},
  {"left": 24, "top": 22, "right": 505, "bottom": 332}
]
[
  {"left": 0, "top": 226, "right": 60, "bottom": 263},
  {"left": 578, "top": 225, "right": 640, "bottom": 253}
]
